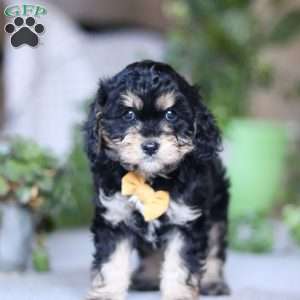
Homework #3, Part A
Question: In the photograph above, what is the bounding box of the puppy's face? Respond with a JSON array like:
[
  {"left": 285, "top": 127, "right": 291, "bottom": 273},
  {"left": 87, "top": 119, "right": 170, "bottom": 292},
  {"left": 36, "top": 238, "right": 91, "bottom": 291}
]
[
  {"left": 102, "top": 89, "right": 194, "bottom": 175},
  {"left": 87, "top": 61, "right": 221, "bottom": 176}
]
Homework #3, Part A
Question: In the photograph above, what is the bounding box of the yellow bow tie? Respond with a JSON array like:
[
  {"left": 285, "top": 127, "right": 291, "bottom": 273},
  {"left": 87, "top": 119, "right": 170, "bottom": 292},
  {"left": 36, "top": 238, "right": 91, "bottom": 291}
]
[{"left": 121, "top": 172, "right": 170, "bottom": 222}]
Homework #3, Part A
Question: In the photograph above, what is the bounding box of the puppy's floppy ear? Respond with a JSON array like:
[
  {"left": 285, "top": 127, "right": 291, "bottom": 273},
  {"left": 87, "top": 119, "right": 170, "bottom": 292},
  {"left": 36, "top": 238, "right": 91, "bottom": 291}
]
[
  {"left": 193, "top": 88, "right": 222, "bottom": 160},
  {"left": 85, "top": 80, "right": 108, "bottom": 165}
]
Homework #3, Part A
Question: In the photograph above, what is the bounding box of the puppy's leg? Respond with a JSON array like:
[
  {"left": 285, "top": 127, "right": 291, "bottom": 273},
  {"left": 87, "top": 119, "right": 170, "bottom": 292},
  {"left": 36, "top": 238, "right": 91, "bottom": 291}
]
[
  {"left": 86, "top": 222, "right": 132, "bottom": 300},
  {"left": 131, "top": 242, "right": 162, "bottom": 291},
  {"left": 201, "top": 221, "right": 230, "bottom": 295},
  {"left": 201, "top": 172, "right": 230, "bottom": 295},
  {"left": 160, "top": 227, "right": 206, "bottom": 300}
]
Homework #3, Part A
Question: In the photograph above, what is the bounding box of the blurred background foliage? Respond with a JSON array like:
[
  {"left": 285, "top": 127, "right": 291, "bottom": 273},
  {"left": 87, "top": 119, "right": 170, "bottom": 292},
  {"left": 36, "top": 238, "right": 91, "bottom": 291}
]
[
  {"left": 0, "top": 134, "right": 93, "bottom": 230},
  {"left": 165, "top": 0, "right": 300, "bottom": 127},
  {"left": 52, "top": 127, "right": 93, "bottom": 228},
  {"left": 0, "top": 138, "right": 60, "bottom": 216}
]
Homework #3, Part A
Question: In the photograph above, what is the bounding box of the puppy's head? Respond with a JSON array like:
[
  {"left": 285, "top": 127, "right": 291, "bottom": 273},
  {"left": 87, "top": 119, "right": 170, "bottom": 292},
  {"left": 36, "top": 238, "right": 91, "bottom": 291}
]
[{"left": 86, "top": 60, "right": 221, "bottom": 176}]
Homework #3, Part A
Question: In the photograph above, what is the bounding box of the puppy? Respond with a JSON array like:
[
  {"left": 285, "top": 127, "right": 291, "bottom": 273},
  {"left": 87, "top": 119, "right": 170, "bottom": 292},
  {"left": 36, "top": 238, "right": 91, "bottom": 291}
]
[{"left": 85, "top": 60, "right": 230, "bottom": 300}]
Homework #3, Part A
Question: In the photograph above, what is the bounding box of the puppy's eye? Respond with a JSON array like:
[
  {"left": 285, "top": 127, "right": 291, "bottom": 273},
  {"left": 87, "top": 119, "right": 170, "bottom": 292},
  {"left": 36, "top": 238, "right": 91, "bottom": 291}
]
[
  {"left": 165, "top": 110, "right": 177, "bottom": 122},
  {"left": 123, "top": 110, "right": 136, "bottom": 122}
]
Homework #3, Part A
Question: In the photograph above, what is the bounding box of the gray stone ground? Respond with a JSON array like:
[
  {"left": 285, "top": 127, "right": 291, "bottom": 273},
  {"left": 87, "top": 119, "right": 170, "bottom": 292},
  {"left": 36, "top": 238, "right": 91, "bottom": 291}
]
[{"left": 0, "top": 229, "right": 300, "bottom": 300}]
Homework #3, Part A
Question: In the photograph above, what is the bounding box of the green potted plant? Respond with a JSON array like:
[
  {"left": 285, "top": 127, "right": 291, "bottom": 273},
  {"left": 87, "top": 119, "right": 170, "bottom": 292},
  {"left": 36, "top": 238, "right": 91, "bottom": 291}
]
[
  {"left": 51, "top": 125, "right": 93, "bottom": 228},
  {"left": 0, "top": 137, "right": 59, "bottom": 271},
  {"left": 165, "top": 0, "right": 300, "bottom": 251}
]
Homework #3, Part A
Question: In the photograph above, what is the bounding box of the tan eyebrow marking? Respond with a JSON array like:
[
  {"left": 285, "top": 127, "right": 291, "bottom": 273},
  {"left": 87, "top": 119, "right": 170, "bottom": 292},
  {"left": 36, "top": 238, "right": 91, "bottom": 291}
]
[
  {"left": 121, "top": 91, "right": 143, "bottom": 110},
  {"left": 155, "top": 92, "right": 176, "bottom": 110}
]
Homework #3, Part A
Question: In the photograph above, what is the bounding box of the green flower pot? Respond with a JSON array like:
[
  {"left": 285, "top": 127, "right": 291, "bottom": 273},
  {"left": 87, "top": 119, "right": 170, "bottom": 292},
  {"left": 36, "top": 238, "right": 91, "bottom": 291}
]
[{"left": 226, "top": 119, "right": 287, "bottom": 219}]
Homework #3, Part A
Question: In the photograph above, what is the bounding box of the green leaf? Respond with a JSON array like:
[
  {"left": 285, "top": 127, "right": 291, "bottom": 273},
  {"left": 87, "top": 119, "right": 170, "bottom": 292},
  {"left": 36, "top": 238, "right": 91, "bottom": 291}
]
[
  {"left": 12, "top": 138, "right": 43, "bottom": 161},
  {"left": 1, "top": 160, "right": 28, "bottom": 182},
  {"left": 37, "top": 176, "right": 54, "bottom": 192},
  {"left": 15, "top": 186, "right": 32, "bottom": 204},
  {"left": 269, "top": 10, "right": 300, "bottom": 43},
  {"left": 221, "top": 10, "right": 253, "bottom": 46},
  {"left": 0, "top": 176, "right": 9, "bottom": 196},
  {"left": 32, "top": 247, "right": 50, "bottom": 272},
  {"left": 32, "top": 236, "right": 50, "bottom": 272}
]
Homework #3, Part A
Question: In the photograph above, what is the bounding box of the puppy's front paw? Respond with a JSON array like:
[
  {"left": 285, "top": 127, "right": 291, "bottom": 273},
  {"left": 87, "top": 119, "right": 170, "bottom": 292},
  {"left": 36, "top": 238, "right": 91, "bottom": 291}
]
[
  {"left": 200, "top": 280, "right": 230, "bottom": 296},
  {"left": 161, "top": 286, "right": 199, "bottom": 300},
  {"left": 86, "top": 296, "right": 112, "bottom": 300},
  {"left": 162, "top": 295, "right": 198, "bottom": 300},
  {"left": 85, "top": 291, "right": 119, "bottom": 300},
  {"left": 86, "top": 283, "right": 126, "bottom": 300}
]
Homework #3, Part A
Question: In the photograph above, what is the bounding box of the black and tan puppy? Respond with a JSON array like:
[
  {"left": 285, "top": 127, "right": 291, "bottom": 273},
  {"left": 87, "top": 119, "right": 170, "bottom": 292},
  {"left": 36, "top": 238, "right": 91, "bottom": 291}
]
[{"left": 85, "top": 60, "right": 230, "bottom": 300}]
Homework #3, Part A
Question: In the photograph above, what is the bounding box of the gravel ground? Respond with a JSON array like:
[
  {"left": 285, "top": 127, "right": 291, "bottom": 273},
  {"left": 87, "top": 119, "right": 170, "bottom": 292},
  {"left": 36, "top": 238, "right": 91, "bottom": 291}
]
[{"left": 0, "top": 229, "right": 300, "bottom": 300}]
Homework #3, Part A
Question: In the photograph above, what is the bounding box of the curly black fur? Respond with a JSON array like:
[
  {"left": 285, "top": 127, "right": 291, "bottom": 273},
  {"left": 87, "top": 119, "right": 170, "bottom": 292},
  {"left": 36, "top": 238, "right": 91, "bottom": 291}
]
[{"left": 85, "top": 60, "right": 230, "bottom": 298}]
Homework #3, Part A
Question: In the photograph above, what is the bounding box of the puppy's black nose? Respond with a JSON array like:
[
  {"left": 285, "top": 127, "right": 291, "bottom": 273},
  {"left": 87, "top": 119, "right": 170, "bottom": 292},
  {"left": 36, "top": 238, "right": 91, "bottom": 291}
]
[{"left": 142, "top": 141, "right": 159, "bottom": 156}]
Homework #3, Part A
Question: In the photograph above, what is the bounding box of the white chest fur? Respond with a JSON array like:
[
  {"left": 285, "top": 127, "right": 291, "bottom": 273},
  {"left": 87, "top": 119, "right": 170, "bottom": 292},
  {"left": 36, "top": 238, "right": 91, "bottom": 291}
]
[
  {"left": 99, "top": 190, "right": 202, "bottom": 227},
  {"left": 99, "top": 190, "right": 133, "bottom": 226},
  {"left": 167, "top": 200, "right": 202, "bottom": 225}
]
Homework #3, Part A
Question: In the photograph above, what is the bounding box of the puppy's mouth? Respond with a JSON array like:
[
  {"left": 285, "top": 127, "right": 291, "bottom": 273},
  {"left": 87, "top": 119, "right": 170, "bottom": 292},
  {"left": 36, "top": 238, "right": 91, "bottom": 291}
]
[
  {"left": 143, "top": 155, "right": 157, "bottom": 161},
  {"left": 137, "top": 158, "right": 165, "bottom": 176}
]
